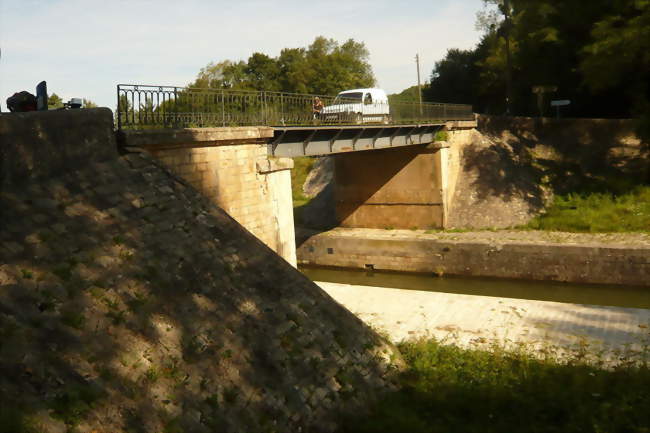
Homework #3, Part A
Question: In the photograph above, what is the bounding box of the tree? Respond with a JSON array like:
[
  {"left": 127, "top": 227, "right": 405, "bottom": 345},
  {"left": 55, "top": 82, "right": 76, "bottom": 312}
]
[
  {"left": 191, "top": 60, "right": 249, "bottom": 89},
  {"left": 188, "top": 36, "right": 375, "bottom": 96},
  {"left": 83, "top": 99, "right": 98, "bottom": 108},
  {"left": 581, "top": 0, "right": 650, "bottom": 137},
  {"left": 48, "top": 93, "right": 63, "bottom": 109},
  {"left": 245, "top": 53, "right": 281, "bottom": 92},
  {"left": 389, "top": 85, "right": 423, "bottom": 103},
  {"left": 421, "top": 0, "right": 647, "bottom": 119},
  {"left": 424, "top": 48, "right": 481, "bottom": 104}
]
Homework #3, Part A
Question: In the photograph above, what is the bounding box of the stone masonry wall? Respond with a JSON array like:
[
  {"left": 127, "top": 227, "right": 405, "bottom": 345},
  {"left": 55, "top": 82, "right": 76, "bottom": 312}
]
[
  {"left": 298, "top": 228, "right": 650, "bottom": 286},
  {"left": 0, "top": 109, "right": 399, "bottom": 433},
  {"left": 124, "top": 128, "right": 296, "bottom": 266}
]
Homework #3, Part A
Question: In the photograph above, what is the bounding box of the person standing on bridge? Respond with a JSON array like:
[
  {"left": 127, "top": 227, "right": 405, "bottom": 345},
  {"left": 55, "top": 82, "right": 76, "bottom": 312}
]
[{"left": 312, "top": 97, "right": 324, "bottom": 121}]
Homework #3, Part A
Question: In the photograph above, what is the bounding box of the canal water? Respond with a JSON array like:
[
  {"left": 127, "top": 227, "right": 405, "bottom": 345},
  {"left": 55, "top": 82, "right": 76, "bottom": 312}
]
[{"left": 300, "top": 266, "right": 650, "bottom": 309}]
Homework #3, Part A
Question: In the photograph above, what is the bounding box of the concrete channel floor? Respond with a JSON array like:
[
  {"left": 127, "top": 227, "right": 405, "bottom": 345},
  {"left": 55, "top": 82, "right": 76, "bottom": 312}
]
[{"left": 318, "top": 282, "right": 650, "bottom": 363}]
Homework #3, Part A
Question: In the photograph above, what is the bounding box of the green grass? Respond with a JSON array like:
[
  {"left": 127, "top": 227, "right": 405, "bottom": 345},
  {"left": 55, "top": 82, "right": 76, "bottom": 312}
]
[
  {"left": 291, "top": 156, "right": 315, "bottom": 204},
  {"left": 291, "top": 156, "right": 316, "bottom": 225},
  {"left": 526, "top": 186, "right": 650, "bottom": 232},
  {"left": 434, "top": 130, "right": 448, "bottom": 142},
  {"left": 340, "top": 338, "right": 650, "bottom": 433}
]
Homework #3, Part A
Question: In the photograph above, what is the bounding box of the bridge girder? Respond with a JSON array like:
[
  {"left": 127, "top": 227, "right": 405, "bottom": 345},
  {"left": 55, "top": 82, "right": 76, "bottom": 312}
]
[{"left": 268, "top": 124, "right": 445, "bottom": 158}]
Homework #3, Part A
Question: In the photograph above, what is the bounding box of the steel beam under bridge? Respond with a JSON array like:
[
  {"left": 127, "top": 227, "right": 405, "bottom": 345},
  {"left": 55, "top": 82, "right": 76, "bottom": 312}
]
[{"left": 268, "top": 123, "right": 445, "bottom": 158}]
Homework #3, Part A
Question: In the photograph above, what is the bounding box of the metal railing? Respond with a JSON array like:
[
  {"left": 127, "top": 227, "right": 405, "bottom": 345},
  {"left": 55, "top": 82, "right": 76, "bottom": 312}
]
[{"left": 116, "top": 84, "right": 473, "bottom": 130}]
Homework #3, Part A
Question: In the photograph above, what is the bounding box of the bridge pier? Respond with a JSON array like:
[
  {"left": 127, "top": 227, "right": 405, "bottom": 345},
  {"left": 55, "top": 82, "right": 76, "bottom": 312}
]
[
  {"left": 121, "top": 127, "right": 297, "bottom": 266},
  {"left": 334, "top": 141, "right": 459, "bottom": 230}
]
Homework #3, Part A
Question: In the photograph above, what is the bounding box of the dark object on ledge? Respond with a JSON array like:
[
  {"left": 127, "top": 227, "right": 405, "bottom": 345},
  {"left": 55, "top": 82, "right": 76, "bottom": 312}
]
[
  {"left": 6, "top": 91, "right": 37, "bottom": 112},
  {"left": 36, "top": 81, "right": 48, "bottom": 111}
]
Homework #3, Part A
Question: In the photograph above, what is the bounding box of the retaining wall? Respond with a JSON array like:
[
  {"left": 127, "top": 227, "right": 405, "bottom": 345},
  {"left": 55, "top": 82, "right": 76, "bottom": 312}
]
[
  {"left": 0, "top": 109, "right": 398, "bottom": 432},
  {"left": 123, "top": 127, "right": 297, "bottom": 265},
  {"left": 298, "top": 228, "right": 650, "bottom": 286}
]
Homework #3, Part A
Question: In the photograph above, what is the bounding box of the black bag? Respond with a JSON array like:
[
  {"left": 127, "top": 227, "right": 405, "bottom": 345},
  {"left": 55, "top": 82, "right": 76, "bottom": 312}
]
[{"left": 6, "top": 91, "right": 38, "bottom": 112}]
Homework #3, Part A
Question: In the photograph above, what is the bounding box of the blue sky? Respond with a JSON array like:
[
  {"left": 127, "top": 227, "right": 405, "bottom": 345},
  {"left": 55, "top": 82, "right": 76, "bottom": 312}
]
[{"left": 0, "top": 0, "right": 485, "bottom": 111}]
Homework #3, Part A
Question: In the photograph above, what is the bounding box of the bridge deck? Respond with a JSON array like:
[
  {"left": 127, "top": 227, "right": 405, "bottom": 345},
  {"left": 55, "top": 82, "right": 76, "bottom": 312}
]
[{"left": 269, "top": 122, "right": 463, "bottom": 157}]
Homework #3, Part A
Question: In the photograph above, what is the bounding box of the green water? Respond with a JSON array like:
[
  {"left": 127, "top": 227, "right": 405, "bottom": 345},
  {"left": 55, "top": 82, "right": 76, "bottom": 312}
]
[{"left": 300, "top": 266, "right": 650, "bottom": 309}]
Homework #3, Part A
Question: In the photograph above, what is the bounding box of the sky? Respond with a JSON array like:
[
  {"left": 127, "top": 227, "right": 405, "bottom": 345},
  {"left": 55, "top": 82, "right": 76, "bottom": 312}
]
[{"left": 0, "top": 0, "right": 485, "bottom": 111}]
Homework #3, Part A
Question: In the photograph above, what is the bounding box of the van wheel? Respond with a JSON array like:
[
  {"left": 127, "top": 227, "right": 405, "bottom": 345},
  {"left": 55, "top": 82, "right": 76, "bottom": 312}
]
[{"left": 354, "top": 113, "right": 363, "bottom": 124}]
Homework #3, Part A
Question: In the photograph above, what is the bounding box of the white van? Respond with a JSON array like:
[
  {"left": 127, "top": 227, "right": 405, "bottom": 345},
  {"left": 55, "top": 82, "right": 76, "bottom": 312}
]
[{"left": 321, "top": 88, "right": 390, "bottom": 124}]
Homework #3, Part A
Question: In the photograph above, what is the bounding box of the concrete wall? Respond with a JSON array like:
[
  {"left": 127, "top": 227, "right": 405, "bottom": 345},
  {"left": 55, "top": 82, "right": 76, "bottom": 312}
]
[
  {"left": 298, "top": 229, "right": 650, "bottom": 286},
  {"left": 334, "top": 145, "right": 447, "bottom": 229},
  {"left": 124, "top": 128, "right": 297, "bottom": 266}
]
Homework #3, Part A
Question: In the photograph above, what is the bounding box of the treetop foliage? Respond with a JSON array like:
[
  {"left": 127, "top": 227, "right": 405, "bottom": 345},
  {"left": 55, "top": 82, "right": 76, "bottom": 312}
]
[
  {"left": 190, "top": 36, "right": 376, "bottom": 96},
  {"left": 424, "top": 0, "right": 650, "bottom": 128},
  {"left": 48, "top": 93, "right": 63, "bottom": 109}
]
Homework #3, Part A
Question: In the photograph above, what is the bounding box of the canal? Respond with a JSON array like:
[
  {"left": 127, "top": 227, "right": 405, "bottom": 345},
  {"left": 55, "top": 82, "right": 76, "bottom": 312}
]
[{"left": 300, "top": 266, "right": 650, "bottom": 309}]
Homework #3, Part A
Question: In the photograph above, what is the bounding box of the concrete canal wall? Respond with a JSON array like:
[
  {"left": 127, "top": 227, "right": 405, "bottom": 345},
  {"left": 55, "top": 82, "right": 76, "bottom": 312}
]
[{"left": 298, "top": 228, "right": 650, "bottom": 286}]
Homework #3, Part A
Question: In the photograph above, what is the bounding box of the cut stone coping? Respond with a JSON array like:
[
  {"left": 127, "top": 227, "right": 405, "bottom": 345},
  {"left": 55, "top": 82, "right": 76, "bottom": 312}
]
[
  {"left": 321, "top": 228, "right": 650, "bottom": 248},
  {"left": 319, "top": 281, "right": 650, "bottom": 365},
  {"left": 121, "top": 126, "right": 274, "bottom": 149}
]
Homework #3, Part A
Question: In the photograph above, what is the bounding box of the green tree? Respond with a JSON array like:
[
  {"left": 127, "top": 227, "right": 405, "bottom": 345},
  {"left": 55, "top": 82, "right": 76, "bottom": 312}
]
[
  {"left": 48, "top": 93, "right": 63, "bottom": 109},
  {"left": 304, "top": 37, "right": 375, "bottom": 95},
  {"left": 425, "top": 0, "right": 647, "bottom": 119},
  {"left": 389, "top": 85, "right": 423, "bottom": 103},
  {"left": 245, "top": 53, "right": 281, "bottom": 91},
  {"left": 82, "top": 99, "right": 97, "bottom": 108},
  {"left": 581, "top": 0, "right": 650, "bottom": 137},
  {"left": 424, "top": 48, "right": 482, "bottom": 104},
  {"left": 188, "top": 36, "right": 375, "bottom": 96},
  {"left": 191, "top": 60, "right": 250, "bottom": 90},
  {"left": 277, "top": 47, "right": 311, "bottom": 94}
]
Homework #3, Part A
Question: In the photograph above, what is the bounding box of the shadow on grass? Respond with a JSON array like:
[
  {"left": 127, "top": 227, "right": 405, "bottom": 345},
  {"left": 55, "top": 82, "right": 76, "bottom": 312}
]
[{"left": 339, "top": 339, "right": 650, "bottom": 433}]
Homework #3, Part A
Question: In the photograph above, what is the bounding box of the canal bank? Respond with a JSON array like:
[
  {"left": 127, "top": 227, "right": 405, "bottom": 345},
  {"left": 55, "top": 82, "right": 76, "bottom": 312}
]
[
  {"left": 317, "top": 281, "right": 650, "bottom": 364},
  {"left": 297, "top": 228, "right": 650, "bottom": 286}
]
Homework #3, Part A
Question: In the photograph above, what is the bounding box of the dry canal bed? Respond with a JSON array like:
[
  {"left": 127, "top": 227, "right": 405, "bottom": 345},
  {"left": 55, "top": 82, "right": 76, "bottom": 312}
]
[{"left": 302, "top": 267, "right": 650, "bottom": 363}]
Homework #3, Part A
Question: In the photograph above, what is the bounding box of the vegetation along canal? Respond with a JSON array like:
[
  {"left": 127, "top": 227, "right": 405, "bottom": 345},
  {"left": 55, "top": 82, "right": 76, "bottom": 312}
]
[{"left": 301, "top": 266, "right": 650, "bottom": 310}]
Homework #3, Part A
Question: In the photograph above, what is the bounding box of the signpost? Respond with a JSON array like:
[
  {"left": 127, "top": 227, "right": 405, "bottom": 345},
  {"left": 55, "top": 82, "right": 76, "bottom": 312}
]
[
  {"left": 532, "top": 85, "right": 557, "bottom": 117},
  {"left": 550, "top": 99, "right": 571, "bottom": 119}
]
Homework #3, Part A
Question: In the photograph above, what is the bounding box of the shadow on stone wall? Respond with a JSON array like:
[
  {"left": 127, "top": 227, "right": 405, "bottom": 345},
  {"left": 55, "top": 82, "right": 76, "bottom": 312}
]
[
  {"left": 478, "top": 115, "right": 650, "bottom": 195},
  {"left": 0, "top": 110, "right": 399, "bottom": 433}
]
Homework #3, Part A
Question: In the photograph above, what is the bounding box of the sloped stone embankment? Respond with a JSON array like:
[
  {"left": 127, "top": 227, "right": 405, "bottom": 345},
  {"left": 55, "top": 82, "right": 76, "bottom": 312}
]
[{"left": 0, "top": 109, "right": 398, "bottom": 433}]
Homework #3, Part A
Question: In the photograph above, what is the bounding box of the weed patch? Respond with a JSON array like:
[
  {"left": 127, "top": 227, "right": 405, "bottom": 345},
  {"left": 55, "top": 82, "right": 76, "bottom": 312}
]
[
  {"left": 60, "top": 311, "right": 86, "bottom": 329},
  {"left": 49, "top": 383, "right": 104, "bottom": 427},
  {"left": 526, "top": 186, "right": 650, "bottom": 232}
]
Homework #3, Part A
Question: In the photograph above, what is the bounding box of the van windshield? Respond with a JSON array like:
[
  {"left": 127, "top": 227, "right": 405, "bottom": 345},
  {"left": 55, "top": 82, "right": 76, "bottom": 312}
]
[{"left": 334, "top": 92, "right": 363, "bottom": 103}]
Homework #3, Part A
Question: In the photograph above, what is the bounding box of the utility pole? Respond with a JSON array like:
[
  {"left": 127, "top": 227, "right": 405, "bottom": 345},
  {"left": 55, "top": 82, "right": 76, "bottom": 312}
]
[{"left": 415, "top": 53, "right": 423, "bottom": 116}]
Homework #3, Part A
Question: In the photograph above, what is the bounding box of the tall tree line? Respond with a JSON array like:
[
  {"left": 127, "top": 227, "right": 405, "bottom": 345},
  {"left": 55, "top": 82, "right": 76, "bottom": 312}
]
[
  {"left": 189, "top": 36, "right": 375, "bottom": 96},
  {"left": 424, "top": 0, "right": 650, "bottom": 131}
]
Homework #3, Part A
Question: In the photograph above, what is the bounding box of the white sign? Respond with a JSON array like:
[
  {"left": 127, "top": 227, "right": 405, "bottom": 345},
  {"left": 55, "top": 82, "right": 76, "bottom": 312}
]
[{"left": 551, "top": 100, "right": 571, "bottom": 107}]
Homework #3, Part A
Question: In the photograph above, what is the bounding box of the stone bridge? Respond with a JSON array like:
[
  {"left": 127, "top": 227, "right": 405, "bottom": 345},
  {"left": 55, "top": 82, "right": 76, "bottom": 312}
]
[{"left": 121, "top": 120, "right": 477, "bottom": 266}]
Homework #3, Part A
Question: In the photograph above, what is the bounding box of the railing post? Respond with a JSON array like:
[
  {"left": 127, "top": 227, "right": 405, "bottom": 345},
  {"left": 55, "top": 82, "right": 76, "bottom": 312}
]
[
  {"left": 262, "top": 91, "right": 267, "bottom": 125},
  {"left": 280, "top": 93, "right": 284, "bottom": 126},
  {"left": 221, "top": 91, "right": 225, "bottom": 127}
]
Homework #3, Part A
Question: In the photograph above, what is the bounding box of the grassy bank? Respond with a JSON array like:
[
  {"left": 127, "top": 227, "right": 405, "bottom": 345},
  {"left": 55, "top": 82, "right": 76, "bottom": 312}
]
[
  {"left": 341, "top": 339, "right": 650, "bottom": 433},
  {"left": 525, "top": 186, "right": 650, "bottom": 232},
  {"left": 291, "top": 156, "right": 315, "bottom": 225}
]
